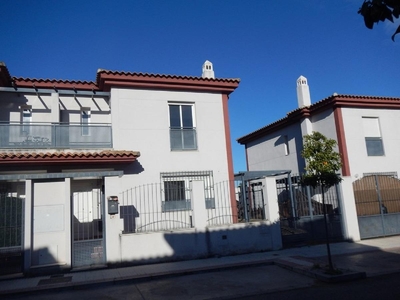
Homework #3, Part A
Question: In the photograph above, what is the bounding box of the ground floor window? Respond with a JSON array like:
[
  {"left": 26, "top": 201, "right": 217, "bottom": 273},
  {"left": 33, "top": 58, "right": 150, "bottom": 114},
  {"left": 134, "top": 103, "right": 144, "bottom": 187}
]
[{"left": 160, "top": 171, "right": 215, "bottom": 212}]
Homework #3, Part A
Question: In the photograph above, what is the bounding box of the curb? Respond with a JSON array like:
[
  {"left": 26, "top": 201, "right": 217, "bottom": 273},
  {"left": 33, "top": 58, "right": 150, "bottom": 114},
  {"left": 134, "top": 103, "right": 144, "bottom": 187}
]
[
  {"left": 274, "top": 258, "right": 366, "bottom": 283},
  {"left": 0, "top": 259, "right": 275, "bottom": 296}
]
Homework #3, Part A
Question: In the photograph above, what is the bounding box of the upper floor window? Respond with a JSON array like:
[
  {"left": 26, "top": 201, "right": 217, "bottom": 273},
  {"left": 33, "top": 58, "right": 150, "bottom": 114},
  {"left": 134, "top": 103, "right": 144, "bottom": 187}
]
[
  {"left": 362, "top": 117, "right": 384, "bottom": 156},
  {"left": 169, "top": 103, "right": 197, "bottom": 150},
  {"left": 81, "top": 107, "right": 91, "bottom": 136}
]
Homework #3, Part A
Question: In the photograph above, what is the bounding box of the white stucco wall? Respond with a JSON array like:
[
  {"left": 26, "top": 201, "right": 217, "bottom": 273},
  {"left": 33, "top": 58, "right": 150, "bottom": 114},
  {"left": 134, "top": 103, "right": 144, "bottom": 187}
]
[
  {"left": 245, "top": 108, "right": 338, "bottom": 175},
  {"left": 110, "top": 88, "right": 231, "bottom": 186},
  {"left": 341, "top": 107, "right": 400, "bottom": 179},
  {"left": 0, "top": 91, "right": 110, "bottom": 124},
  {"left": 245, "top": 123, "right": 303, "bottom": 173},
  {"left": 310, "top": 108, "right": 337, "bottom": 141}
]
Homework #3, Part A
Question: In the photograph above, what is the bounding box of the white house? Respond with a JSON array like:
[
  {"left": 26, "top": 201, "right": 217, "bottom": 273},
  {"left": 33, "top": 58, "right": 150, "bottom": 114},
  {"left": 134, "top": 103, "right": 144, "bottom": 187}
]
[
  {"left": 0, "top": 61, "right": 284, "bottom": 276},
  {"left": 237, "top": 76, "right": 400, "bottom": 240}
]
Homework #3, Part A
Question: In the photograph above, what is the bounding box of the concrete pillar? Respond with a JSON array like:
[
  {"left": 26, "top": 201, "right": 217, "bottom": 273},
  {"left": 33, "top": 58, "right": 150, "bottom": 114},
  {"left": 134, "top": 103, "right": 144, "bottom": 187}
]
[
  {"left": 64, "top": 178, "right": 71, "bottom": 268},
  {"left": 51, "top": 92, "right": 59, "bottom": 123},
  {"left": 263, "top": 177, "right": 282, "bottom": 250},
  {"left": 190, "top": 180, "right": 207, "bottom": 230},
  {"left": 104, "top": 176, "right": 124, "bottom": 264},
  {"left": 23, "top": 180, "right": 32, "bottom": 272},
  {"left": 338, "top": 177, "right": 361, "bottom": 241}
]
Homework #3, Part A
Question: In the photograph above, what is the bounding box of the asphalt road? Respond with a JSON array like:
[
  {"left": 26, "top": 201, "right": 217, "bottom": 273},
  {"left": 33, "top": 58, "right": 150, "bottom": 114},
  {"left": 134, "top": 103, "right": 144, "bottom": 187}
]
[{"left": 3, "top": 265, "right": 400, "bottom": 300}]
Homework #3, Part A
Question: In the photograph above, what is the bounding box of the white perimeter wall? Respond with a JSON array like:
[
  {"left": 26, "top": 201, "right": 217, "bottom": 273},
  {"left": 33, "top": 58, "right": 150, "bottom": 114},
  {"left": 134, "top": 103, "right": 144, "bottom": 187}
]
[{"left": 117, "top": 221, "right": 277, "bottom": 264}]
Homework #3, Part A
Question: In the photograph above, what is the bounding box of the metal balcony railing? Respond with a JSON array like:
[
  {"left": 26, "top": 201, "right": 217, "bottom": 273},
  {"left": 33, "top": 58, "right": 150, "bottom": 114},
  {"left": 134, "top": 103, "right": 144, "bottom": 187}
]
[{"left": 0, "top": 123, "right": 112, "bottom": 149}]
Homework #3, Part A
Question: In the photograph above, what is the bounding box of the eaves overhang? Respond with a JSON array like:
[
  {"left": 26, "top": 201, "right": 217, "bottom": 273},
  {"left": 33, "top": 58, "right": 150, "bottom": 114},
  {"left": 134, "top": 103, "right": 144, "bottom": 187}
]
[
  {"left": 96, "top": 70, "right": 240, "bottom": 94},
  {"left": 0, "top": 150, "right": 140, "bottom": 166},
  {"left": 237, "top": 94, "right": 400, "bottom": 145}
]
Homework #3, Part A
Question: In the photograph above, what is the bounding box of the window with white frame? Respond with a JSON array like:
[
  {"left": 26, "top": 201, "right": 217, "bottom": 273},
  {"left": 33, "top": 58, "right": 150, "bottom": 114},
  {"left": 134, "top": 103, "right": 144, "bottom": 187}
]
[
  {"left": 161, "top": 171, "right": 214, "bottom": 212},
  {"left": 362, "top": 117, "right": 384, "bottom": 156},
  {"left": 169, "top": 103, "right": 197, "bottom": 150},
  {"left": 81, "top": 107, "right": 91, "bottom": 136},
  {"left": 20, "top": 106, "right": 32, "bottom": 135}
]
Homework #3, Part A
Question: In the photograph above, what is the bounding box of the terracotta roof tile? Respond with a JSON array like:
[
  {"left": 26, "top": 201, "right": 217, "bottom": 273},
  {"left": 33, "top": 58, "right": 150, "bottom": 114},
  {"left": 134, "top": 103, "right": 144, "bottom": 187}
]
[
  {"left": 96, "top": 69, "right": 240, "bottom": 83},
  {"left": 237, "top": 94, "right": 400, "bottom": 144},
  {"left": 0, "top": 150, "right": 140, "bottom": 165}
]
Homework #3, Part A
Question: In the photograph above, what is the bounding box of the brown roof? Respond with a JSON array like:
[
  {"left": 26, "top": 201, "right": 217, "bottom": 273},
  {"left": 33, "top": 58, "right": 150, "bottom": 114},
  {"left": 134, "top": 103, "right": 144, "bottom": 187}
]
[
  {"left": 0, "top": 150, "right": 140, "bottom": 165},
  {"left": 96, "top": 69, "right": 240, "bottom": 94},
  {"left": 237, "top": 94, "right": 400, "bottom": 144}
]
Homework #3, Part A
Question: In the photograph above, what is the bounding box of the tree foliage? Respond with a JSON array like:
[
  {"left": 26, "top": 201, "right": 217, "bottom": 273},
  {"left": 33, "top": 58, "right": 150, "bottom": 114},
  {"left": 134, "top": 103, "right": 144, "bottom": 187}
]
[
  {"left": 301, "top": 132, "right": 342, "bottom": 188},
  {"left": 358, "top": 0, "right": 400, "bottom": 41}
]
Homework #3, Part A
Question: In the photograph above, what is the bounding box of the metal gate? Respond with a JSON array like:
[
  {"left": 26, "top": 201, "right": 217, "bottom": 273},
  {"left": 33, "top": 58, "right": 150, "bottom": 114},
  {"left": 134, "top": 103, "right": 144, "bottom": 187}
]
[
  {"left": 354, "top": 174, "right": 400, "bottom": 239},
  {"left": 72, "top": 180, "right": 105, "bottom": 268},
  {"left": 236, "top": 180, "right": 268, "bottom": 222},
  {"left": 277, "top": 175, "right": 343, "bottom": 247},
  {"left": 0, "top": 182, "right": 24, "bottom": 276},
  {"left": 249, "top": 182, "right": 266, "bottom": 220}
]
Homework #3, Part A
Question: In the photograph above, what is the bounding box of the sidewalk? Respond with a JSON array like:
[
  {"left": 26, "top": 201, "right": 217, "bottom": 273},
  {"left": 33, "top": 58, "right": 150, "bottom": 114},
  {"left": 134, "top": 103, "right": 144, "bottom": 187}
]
[{"left": 1, "top": 235, "right": 400, "bottom": 296}]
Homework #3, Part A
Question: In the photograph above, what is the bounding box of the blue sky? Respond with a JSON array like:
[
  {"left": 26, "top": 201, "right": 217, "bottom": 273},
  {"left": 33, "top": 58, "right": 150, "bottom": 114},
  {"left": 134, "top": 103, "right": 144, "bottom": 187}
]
[{"left": 1, "top": 0, "right": 399, "bottom": 172}]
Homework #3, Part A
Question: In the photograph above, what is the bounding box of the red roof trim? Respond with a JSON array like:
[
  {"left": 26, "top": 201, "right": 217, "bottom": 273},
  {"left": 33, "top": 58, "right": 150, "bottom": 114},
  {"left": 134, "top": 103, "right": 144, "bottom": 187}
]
[
  {"left": 0, "top": 150, "right": 140, "bottom": 165},
  {"left": 1, "top": 63, "right": 240, "bottom": 94},
  {"left": 12, "top": 77, "right": 99, "bottom": 91},
  {"left": 237, "top": 94, "right": 400, "bottom": 144},
  {"left": 97, "top": 71, "right": 240, "bottom": 94}
]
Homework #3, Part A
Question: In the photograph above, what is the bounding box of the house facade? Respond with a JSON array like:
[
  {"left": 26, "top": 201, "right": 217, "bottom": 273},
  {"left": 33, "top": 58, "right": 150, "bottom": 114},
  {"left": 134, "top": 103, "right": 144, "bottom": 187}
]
[
  {"left": 238, "top": 76, "right": 400, "bottom": 179},
  {"left": 1, "top": 61, "right": 283, "bottom": 275},
  {"left": 238, "top": 76, "right": 400, "bottom": 240}
]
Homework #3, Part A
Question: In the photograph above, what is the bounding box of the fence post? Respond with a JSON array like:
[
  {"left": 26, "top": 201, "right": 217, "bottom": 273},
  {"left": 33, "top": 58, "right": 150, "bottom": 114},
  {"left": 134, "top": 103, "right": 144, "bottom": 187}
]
[
  {"left": 338, "top": 177, "right": 360, "bottom": 241},
  {"left": 263, "top": 177, "right": 282, "bottom": 250},
  {"left": 190, "top": 180, "right": 207, "bottom": 230},
  {"left": 23, "top": 180, "right": 32, "bottom": 272}
]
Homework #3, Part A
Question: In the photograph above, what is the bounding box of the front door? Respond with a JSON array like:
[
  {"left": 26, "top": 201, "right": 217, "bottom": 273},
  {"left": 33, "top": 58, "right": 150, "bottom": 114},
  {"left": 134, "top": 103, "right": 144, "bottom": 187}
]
[{"left": 71, "top": 179, "right": 105, "bottom": 268}]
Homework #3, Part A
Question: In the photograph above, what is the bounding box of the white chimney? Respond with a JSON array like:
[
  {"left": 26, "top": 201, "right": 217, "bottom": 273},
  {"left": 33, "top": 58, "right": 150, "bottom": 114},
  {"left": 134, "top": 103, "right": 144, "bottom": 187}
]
[
  {"left": 202, "top": 60, "right": 215, "bottom": 79},
  {"left": 296, "top": 75, "right": 311, "bottom": 108}
]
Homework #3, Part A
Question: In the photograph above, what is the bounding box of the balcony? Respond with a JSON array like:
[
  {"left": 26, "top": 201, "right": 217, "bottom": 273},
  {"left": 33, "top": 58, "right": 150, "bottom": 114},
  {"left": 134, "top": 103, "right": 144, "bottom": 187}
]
[{"left": 0, "top": 123, "right": 112, "bottom": 149}]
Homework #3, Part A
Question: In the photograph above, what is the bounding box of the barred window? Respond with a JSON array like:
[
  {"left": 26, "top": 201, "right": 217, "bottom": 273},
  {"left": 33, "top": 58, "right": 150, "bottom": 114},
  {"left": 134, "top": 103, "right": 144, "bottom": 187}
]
[{"left": 161, "top": 171, "right": 215, "bottom": 212}]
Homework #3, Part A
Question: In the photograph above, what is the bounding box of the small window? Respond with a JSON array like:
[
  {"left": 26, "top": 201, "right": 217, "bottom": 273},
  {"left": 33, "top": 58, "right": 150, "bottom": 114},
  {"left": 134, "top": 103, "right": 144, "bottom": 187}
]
[
  {"left": 81, "top": 108, "right": 91, "bottom": 136},
  {"left": 169, "top": 103, "right": 197, "bottom": 150},
  {"left": 284, "top": 135, "right": 290, "bottom": 156},
  {"left": 20, "top": 106, "right": 32, "bottom": 135},
  {"left": 362, "top": 117, "right": 384, "bottom": 156}
]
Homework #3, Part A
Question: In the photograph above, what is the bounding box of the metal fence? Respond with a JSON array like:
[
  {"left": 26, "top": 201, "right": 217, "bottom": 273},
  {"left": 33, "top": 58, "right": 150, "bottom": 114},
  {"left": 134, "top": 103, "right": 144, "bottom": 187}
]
[
  {"left": 276, "top": 175, "right": 343, "bottom": 244},
  {"left": 0, "top": 122, "right": 112, "bottom": 149},
  {"left": 0, "top": 183, "right": 24, "bottom": 276},
  {"left": 0, "top": 192, "right": 23, "bottom": 249},
  {"left": 120, "top": 182, "right": 193, "bottom": 233},
  {"left": 119, "top": 176, "right": 241, "bottom": 233}
]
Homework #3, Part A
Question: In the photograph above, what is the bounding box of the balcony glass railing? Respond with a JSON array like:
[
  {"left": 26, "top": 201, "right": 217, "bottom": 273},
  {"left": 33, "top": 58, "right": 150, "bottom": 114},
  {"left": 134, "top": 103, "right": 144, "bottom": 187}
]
[{"left": 0, "top": 123, "right": 112, "bottom": 149}]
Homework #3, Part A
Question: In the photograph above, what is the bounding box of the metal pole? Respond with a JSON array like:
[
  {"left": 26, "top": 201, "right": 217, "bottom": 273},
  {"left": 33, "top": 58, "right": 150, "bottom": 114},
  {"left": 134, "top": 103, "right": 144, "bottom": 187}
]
[
  {"left": 288, "top": 174, "right": 296, "bottom": 229},
  {"left": 375, "top": 175, "right": 386, "bottom": 236},
  {"left": 322, "top": 185, "right": 334, "bottom": 272}
]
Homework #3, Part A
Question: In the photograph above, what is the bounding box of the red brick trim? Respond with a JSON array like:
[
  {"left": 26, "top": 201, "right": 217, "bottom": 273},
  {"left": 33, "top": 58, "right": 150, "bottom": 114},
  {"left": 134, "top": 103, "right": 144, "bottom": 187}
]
[
  {"left": 334, "top": 107, "right": 351, "bottom": 176},
  {"left": 222, "top": 94, "right": 238, "bottom": 222}
]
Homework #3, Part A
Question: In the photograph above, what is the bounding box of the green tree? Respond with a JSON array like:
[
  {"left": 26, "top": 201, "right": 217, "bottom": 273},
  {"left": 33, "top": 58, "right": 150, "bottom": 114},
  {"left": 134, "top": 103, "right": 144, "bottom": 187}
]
[
  {"left": 358, "top": 0, "right": 400, "bottom": 41},
  {"left": 301, "top": 131, "right": 342, "bottom": 272},
  {"left": 301, "top": 131, "right": 342, "bottom": 188}
]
